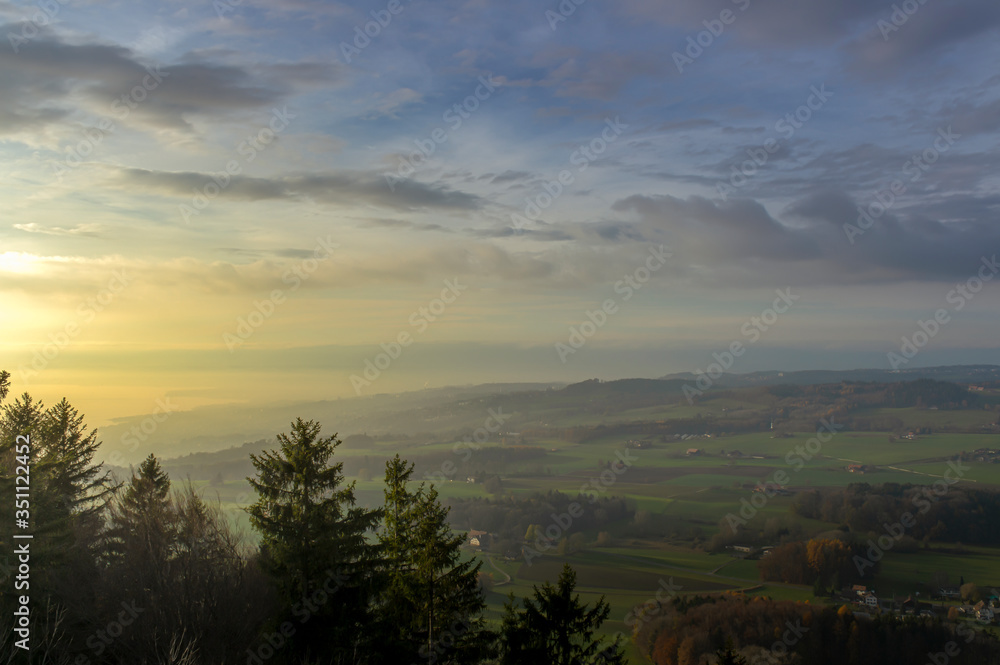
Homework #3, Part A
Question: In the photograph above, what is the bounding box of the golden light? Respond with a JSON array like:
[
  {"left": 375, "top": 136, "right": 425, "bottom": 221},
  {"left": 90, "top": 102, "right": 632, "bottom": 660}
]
[{"left": 0, "top": 252, "right": 41, "bottom": 275}]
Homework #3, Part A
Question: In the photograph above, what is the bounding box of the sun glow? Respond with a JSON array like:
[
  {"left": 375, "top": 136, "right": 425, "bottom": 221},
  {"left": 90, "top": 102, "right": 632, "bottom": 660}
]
[{"left": 0, "top": 252, "right": 41, "bottom": 275}]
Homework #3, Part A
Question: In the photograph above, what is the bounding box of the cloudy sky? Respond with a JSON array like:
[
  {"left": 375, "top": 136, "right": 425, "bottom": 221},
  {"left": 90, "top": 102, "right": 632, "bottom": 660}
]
[{"left": 2, "top": 0, "right": 999, "bottom": 425}]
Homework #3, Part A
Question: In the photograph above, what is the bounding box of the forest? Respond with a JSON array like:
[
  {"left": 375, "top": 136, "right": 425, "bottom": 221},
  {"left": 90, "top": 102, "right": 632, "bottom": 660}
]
[
  {"left": 791, "top": 483, "right": 1000, "bottom": 545},
  {"left": 633, "top": 594, "right": 1000, "bottom": 665},
  {"left": 0, "top": 371, "right": 628, "bottom": 665},
  {"left": 3, "top": 368, "right": 1000, "bottom": 665}
]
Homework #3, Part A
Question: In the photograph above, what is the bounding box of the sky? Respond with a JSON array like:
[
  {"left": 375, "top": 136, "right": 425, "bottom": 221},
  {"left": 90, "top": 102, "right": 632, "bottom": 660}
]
[{"left": 1, "top": 0, "right": 999, "bottom": 426}]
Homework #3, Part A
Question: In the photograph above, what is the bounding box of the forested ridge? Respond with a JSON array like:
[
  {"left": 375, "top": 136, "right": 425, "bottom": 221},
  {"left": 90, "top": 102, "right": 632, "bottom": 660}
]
[
  {"left": 0, "top": 371, "right": 626, "bottom": 664},
  {"left": 2, "top": 370, "right": 999, "bottom": 665}
]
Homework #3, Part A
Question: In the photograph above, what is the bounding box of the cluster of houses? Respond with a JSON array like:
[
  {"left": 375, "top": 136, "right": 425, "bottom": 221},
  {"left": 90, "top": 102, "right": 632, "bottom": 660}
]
[
  {"left": 842, "top": 586, "right": 999, "bottom": 623},
  {"left": 849, "top": 585, "right": 880, "bottom": 609},
  {"left": 846, "top": 464, "right": 874, "bottom": 474},
  {"left": 970, "top": 448, "right": 999, "bottom": 463},
  {"left": 964, "top": 600, "right": 997, "bottom": 623}
]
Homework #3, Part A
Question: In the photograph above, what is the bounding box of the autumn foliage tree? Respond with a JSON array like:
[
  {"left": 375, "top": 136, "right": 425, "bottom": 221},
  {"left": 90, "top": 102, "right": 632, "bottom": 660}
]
[{"left": 758, "top": 537, "right": 874, "bottom": 586}]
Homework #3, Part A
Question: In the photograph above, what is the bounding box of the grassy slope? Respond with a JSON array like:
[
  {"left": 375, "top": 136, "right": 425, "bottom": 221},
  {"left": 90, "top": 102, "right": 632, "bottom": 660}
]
[{"left": 174, "top": 396, "right": 1000, "bottom": 665}]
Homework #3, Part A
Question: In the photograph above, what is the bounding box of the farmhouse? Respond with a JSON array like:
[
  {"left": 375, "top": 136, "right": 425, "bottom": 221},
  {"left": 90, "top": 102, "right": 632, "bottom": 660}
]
[
  {"left": 973, "top": 601, "right": 996, "bottom": 623},
  {"left": 468, "top": 530, "right": 493, "bottom": 549}
]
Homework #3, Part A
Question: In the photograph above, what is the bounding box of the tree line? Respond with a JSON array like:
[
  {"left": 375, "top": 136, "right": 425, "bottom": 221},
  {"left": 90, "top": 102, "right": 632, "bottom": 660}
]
[
  {"left": 633, "top": 594, "right": 1000, "bottom": 665},
  {"left": 792, "top": 482, "right": 1000, "bottom": 546},
  {"left": 0, "top": 372, "right": 626, "bottom": 664}
]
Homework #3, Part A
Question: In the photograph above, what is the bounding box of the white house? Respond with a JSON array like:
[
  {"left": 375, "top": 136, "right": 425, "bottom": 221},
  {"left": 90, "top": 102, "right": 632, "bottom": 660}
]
[{"left": 468, "top": 530, "right": 492, "bottom": 548}]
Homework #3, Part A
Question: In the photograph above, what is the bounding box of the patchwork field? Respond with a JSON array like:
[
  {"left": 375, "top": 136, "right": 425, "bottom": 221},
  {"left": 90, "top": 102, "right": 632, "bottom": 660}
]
[{"left": 164, "top": 385, "right": 1000, "bottom": 665}]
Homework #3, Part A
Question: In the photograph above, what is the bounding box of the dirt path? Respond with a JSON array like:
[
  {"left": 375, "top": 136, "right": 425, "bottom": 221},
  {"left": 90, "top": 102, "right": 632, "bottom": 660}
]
[
  {"left": 885, "top": 465, "right": 977, "bottom": 482},
  {"left": 486, "top": 553, "right": 512, "bottom": 586}
]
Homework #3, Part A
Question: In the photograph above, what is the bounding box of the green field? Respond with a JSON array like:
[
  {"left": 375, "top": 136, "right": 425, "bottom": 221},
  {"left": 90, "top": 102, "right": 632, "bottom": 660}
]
[
  {"left": 171, "top": 399, "right": 1000, "bottom": 665},
  {"left": 875, "top": 546, "right": 1000, "bottom": 597}
]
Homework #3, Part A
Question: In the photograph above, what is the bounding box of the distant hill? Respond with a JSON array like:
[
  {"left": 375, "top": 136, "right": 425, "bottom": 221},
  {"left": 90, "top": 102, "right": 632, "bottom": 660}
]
[
  {"left": 660, "top": 364, "right": 1000, "bottom": 387},
  {"left": 98, "top": 382, "right": 565, "bottom": 464},
  {"left": 100, "top": 365, "right": 999, "bottom": 468}
]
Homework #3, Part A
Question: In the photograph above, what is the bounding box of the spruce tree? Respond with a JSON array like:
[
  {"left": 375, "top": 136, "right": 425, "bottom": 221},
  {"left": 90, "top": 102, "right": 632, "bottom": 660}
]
[
  {"left": 104, "top": 454, "right": 175, "bottom": 595},
  {"left": 500, "top": 564, "right": 626, "bottom": 665},
  {"left": 38, "top": 398, "right": 117, "bottom": 517},
  {"left": 0, "top": 392, "right": 109, "bottom": 572},
  {"left": 247, "top": 418, "right": 381, "bottom": 663},
  {"left": 379, "top": 455, "right": 489, "bottom": 664},
  {"left": 0, "top": 385, "right": 116, "bottom": 657}
]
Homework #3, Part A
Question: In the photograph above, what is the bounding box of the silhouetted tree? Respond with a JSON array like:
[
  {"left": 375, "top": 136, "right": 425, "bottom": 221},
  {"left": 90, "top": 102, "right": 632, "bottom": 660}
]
[
  {"left": 100, "top": 454, "right": 271, "bottom": 663},
  {"left": 500, "top": 563, "right": 625, "bottom": 665},
  {"left": 0, "top": 386, "right": 117, "bottom": 658},
  {"left": 378, "top": 455, "right": 489, "bottom": 664},
  {"left": 247, "top": 418, "right": 381, "bottom": 664}
]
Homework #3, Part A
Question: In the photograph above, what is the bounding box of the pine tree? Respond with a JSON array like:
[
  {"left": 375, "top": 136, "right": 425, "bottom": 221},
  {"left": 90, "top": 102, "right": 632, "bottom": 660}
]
[
  {"left": 247, "top": 418, "right": 382, "bottom": 663},
  {"left": 0, "top": 386, "right": 117, "bottom": 658},
  {"left": 122, "top": 453, "right": 171, "bottom": 512},
  {"left": 500, "top": 564, "right": 626, "bottom": 665},
  {"left": 105, "top": 454, "right": 175, "bottom": 595},
  {"left": 378, "top": 455, "right": 489, "bottom": 664},
  {"left": 102, "top": 456, "right": 271, "bottom": 661},
  {"left": 1, "top": 392, "right": 114, "bottom": 582},
  {"left": 38, "top": 398, "right": 117, "bottom": 517},
  {"left": 0, "top": 392, "right": 44, "bottom": 574}
]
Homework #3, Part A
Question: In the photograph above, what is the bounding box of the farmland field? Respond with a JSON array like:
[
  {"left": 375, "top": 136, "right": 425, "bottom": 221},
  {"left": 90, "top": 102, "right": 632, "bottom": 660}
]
[{"left": 161, "top": 386, "right": 1000, "bottom": 665}]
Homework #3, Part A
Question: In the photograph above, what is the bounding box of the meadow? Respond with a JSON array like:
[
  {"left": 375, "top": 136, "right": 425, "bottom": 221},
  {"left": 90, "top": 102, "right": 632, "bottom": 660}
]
[{"left": 165, "top": 385, "right": 1000, "bottom": 665}]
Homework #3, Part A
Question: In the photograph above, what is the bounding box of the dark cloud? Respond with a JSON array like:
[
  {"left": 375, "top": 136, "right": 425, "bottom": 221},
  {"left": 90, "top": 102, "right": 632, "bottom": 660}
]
[
  {"left": 490, "top": 170, "right": 533, "bottom": 184},
  {"left": 613, "top": 194, "right": 822, "bottom": 262},
  {"left": 616, "top": 0, "right": 881, "bottom": 45},
  {"left": 591, "top": 222, "right": 648, "bottom": 242},
  {"left": 113, "top": 167, "right": 484, "bottom": 212},
  {"left": 938, "top": 98, "right": 1000, "bottom": 136},
  {"left": 711, "top": 140, "right": 799, "bottom": 177},
  {"left": 0, "top": 26, "right": 340, "bottom": 136},
  {"left": 469, "top": 227, "right": 575, "bottom": 242},
  {"left": 363, "top": 218, "right": 452, "bottom": 233},
  {"left": 846, "top": 2, "right": 1000, "bottom": 76},
  {"left": 784, "top": 190, "right": 860, "bottom": 227},
  {"left": 612, "top": 190, "right": 1000, "bottom": 286}
]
